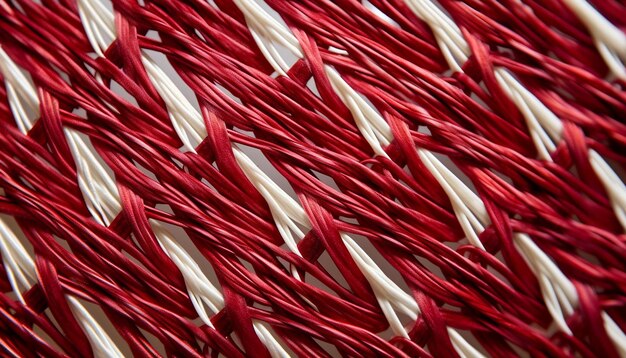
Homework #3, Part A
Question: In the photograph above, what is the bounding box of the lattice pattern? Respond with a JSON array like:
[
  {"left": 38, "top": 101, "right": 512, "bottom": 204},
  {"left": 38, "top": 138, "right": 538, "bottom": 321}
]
[{"left": 0, "top": 0, "right": 625, "bottom": 356}]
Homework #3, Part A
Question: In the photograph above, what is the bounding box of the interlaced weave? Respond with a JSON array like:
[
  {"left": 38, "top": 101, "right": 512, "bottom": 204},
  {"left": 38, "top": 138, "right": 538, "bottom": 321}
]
[{"left": 0, "top": 0, "right": 625, "bottom": 356}]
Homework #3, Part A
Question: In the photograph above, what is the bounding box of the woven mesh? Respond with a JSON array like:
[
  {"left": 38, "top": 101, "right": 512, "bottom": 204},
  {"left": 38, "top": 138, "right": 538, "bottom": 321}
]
[{"left": 0, "top": 0, "right": 625, "bottom": 356}]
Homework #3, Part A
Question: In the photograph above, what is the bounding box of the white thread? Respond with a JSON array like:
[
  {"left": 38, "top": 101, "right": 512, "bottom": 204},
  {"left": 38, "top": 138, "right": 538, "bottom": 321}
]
[
  {"left": 325, "top": 66, "right": 391, "bottom": 158},
  {"left": 418, "top": 149, "right": 488, "bottom": 250},
  {"left": 1, "top": 44, "right": 122, "bottom": 228},
  {"left": 589, "top": 150, "right": 626, "bottom": 231},
  {"left": 342, "top": 233, "right": 419, "bottom": 338},
  {"left": 64, "top": 128, "right": 122, "bottom": 226},
  {"left": 233, "top": 147, "right": 308, "bottom": 256},
  {"left": 494, "top": 68, "right": 563, "bottom": 161},
  {"left": 0, "top": 216, "right": 37, "bottom": 304},
  {"left": 253, "top": 322, "right": 292, "bottom": 358},
  {"left": 77, "top": 0, "right": 115, "bottom": 56},
  {"left": 233, "top": 0, "right": 302, "bottom": 76},
  {"left": 67, "top": 296, "right": 124, "bottom": 357},
  {"left": 514, "top": 232, "right": 626, "bottom": 354},
  {"left": 362, "top": 1, "right": 400, "bottom": 28},
  {"left": 0, "top": 47, "right": 39, "bottom": 134},
  {"left": 0, "top": 217, "right": 122, "bottom": 357},
  {"left": 604, "top": 311, "right": 626, "bottom": 358},
  {"left": 403, "top": 0, "right": 469, "bottom": 72},
  {"left": 513, "top": 233, "right": 577, "bottom": 334},
  {"left": 447, "top": 328, "right": 487, "bottom": 358},
  {"left": 562, "top": 0, "right": 626, "bottom": 80},
  {"left": 152, "top": 220, "right": 290, "bottom": 357},
  {"left": 152, "top": 221, "right": 224, "bottom": 326},
  {"left": 141, "top": 54, "right": 207, "bottom": 152}
]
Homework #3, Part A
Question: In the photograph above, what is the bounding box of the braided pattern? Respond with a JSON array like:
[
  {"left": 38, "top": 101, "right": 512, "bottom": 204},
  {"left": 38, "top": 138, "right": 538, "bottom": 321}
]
[{"left": 0, "top": 0, "right": 625, "bottom": 356}]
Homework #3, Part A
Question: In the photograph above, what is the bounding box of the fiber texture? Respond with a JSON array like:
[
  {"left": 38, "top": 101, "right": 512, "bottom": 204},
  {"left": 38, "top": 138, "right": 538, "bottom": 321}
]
[{"left": 0, "top": 0, "right": 625, "bottom": 356}]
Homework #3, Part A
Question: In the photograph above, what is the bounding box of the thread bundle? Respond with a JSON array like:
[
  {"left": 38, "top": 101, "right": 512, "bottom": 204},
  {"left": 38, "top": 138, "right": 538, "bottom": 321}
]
[{"left": 0, "top": 0, "right": 625, "bottom": 356}]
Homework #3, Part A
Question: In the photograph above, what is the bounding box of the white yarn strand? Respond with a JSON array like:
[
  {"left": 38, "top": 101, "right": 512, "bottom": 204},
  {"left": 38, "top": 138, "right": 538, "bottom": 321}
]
[
  {"left": 64, "top": 128, "right": 122, "bottom": 226},
  {"left": 417, "top": 149, "right": 488, "bottom": 250},
  {"left": 562, "top": 0, "right": 626, "bottom": 80},
  {"left": 77, "top": 0, "right": 115, "bottom": 56},
  {"left": 589, "top": 150, "right": 626, "bottom": 231},
  {"left": 152, "top": 221, "right": 225, "bottom": 324},
  {"left": 0, "top": 47, "right": 39, "bottom": 134},
  {"left": 403, "top": 0, "right": 469, "bottom": 72},
  {"left": 233, "top": 0, "right": 302, "bottom": 76},
  {"left": 67, "top": 296, "right": 124, "bottom": 357},
  {"left": 494, "top": 68, "right": 563, "bottom": 161},
  {"left": 0, "top": 217, "right": 37, "bottom": 304},
  {"left": 325, "top": 66, "right": 392, "bottom": 158}
]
